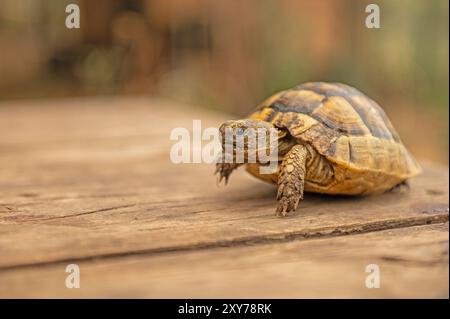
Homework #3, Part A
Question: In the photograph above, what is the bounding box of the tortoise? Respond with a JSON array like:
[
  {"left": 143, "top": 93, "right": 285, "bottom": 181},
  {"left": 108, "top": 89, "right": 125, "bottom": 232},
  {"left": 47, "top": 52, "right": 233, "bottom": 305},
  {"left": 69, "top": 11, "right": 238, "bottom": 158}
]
[{"left": 215, "top": 82, "right": 421, "bottom": 216}]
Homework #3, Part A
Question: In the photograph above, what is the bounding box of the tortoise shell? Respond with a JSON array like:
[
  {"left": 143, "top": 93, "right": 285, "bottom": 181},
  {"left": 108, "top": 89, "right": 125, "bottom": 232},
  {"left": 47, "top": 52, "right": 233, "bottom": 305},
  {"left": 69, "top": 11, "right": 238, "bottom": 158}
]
[{"left": 249, "top": 82, "right": 421, "bottom": 179}]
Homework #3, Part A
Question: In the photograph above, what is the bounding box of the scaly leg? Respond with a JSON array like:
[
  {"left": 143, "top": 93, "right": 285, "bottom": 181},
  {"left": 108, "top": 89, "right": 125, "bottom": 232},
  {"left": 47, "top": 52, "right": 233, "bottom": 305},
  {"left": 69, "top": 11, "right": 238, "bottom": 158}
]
[{"left": 276, "top": 144, "right": 308, "bottom": 216}]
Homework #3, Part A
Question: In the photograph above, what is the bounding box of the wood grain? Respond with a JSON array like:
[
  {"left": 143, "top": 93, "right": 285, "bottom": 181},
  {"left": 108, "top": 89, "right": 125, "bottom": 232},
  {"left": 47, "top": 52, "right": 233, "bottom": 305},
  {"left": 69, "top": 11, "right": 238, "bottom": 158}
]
[
  {"left": 0, "top": 97, "right": 448, "bottom": 298},
  {"left": 1, "top": 223, "right": 448, "bottom": 298}
]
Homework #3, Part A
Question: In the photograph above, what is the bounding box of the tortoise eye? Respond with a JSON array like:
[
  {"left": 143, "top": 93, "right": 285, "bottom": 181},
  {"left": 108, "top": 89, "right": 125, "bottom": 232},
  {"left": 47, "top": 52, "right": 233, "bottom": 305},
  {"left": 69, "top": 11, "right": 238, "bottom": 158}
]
[{"left": 235, "top": 128, "right": 245, "bottom": 136}]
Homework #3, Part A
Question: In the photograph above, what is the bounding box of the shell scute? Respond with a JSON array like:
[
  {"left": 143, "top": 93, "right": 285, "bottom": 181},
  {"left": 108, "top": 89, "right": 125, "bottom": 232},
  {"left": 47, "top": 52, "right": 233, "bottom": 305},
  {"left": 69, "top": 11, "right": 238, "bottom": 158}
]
[
  {"left": 249, "top": 82, "right": 421, "bottom": 178},
  {"left": 310, "top": 96, "right": 371, "bottom": 136}
]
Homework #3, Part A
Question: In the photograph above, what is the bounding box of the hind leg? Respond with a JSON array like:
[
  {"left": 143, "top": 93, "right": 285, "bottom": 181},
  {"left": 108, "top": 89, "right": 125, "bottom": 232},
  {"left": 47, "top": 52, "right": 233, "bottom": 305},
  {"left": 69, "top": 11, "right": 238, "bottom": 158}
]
[{"left": 388, "top": 180, "right": 410, "bottom": 193}]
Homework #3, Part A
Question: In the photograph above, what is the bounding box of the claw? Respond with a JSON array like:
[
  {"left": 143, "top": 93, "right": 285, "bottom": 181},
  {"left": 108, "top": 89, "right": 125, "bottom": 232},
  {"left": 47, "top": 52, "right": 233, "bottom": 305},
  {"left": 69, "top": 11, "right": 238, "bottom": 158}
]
[
  {"left": 276, "top": 192, "right": 301, "bottom": 217},
  {"left": 276, "top": 184, "right": 284, "bottom": 200},
  {"left": 216, "top": 174, "right": 225, "bottom": 187},
  {"left": 294, "top": 197, "right": 300, "bottom": 210},
  {"left": 276, "top": 198, "right": 288, "bottom": 216},
  {"left": 215, "top": 163, "right": 235, "bottom": 186}
]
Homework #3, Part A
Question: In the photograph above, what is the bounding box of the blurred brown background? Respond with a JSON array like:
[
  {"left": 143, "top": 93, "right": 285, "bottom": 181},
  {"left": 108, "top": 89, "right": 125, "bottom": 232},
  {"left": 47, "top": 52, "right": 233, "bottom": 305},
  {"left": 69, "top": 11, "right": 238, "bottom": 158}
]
[{"left": 0, "top": 0, "right": 448, "bottom": 163}]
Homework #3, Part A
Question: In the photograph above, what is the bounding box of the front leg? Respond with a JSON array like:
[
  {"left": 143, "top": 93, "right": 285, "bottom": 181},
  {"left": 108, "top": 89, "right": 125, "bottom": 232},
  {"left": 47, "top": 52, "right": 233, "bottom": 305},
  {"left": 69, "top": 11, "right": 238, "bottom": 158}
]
[
  {"left": 215, "top": 162, "right": 242, "bottom": 184},
  {"left": 276, "top": 144, "right": 308, "bottom": 216}
]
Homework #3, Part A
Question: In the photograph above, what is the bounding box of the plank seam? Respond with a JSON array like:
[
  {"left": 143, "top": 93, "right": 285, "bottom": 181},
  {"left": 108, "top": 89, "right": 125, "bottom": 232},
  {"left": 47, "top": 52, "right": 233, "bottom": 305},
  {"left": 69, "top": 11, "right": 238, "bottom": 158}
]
[{"left": 0, "top": 212, "right": 448, "bottom": 272}]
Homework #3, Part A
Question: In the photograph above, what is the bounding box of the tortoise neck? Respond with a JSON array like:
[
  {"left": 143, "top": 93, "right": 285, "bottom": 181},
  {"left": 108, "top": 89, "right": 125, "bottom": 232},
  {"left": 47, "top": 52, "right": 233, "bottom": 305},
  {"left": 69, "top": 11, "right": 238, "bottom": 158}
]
[{"left": 277, "top": 136, "right": 297, "bottom": 156}]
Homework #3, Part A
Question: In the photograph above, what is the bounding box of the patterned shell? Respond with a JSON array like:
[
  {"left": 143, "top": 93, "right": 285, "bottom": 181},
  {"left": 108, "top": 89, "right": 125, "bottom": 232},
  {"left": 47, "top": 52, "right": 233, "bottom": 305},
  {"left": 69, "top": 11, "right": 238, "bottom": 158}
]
[{"left": 249, "top": 82, "right": 421, "bottom": 178}]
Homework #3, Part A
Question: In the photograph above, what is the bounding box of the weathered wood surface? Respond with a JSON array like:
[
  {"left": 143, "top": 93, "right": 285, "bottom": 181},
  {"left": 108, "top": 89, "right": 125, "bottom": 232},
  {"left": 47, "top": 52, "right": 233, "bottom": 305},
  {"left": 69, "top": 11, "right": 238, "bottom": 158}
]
[
  {"left": 0, "top": 97, "right": 448, "bottom": 298},
  {"left": 2, "top": 224, "right": 448, "bottom": 298}
]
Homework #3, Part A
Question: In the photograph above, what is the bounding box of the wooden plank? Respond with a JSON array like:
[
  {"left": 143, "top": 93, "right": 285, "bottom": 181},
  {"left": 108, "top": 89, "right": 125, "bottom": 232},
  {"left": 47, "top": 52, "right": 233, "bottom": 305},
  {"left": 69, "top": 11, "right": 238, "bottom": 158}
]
[
  {"left": 0, "top": 97, "right": 448, "bottom": 270},
  {"left": 0, "top": 223, "right": 447, "bottom": 298}
]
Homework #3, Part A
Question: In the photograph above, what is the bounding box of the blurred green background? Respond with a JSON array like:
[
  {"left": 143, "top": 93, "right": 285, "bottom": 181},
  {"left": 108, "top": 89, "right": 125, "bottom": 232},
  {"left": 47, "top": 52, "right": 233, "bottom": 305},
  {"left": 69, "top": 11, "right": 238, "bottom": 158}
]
[{"left": 0, "top": 0, "right": 448, "bottom": 163}]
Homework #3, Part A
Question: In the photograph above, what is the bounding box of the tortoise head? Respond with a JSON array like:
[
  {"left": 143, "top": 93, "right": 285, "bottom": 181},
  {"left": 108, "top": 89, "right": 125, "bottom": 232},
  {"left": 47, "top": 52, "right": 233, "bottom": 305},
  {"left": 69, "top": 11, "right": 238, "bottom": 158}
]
[{"left": 218, "top": 119, "right": 286, "bottom": 163}]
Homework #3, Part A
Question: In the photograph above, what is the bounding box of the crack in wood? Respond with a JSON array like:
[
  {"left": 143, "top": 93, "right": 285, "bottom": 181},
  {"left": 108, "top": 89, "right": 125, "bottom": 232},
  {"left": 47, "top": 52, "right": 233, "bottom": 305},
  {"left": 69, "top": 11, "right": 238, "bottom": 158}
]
[
  {"left": 0, "top": 213, "right": 447, "bottom": 272},
  {"left": 30, "top": 204, "right": 137, "bottom": 221},
  {"left": 379, "top": 255, "right": 449, "bottom": 267}
]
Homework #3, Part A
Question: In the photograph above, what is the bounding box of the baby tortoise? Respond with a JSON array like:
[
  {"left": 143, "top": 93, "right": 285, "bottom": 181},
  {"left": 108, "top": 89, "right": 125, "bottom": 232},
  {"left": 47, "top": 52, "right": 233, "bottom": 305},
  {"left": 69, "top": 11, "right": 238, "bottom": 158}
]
[{"left": 216, "top": 82, "right": 421, "bottom": 216}]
